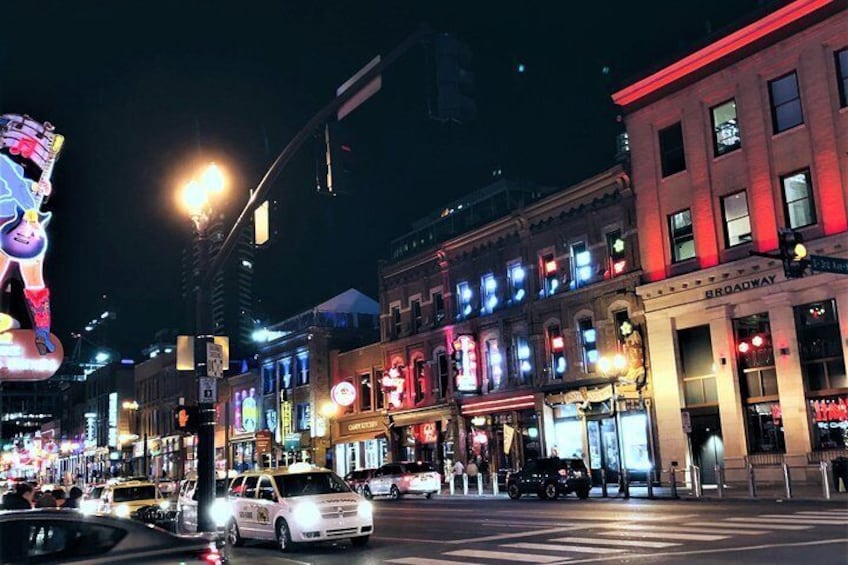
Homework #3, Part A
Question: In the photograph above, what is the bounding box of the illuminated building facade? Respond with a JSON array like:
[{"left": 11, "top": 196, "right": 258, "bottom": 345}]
[
  {"left": 612, "top": 0, "right": 848, "bottom": 484},
  {"left": 379, "top": 169, "right": 652, "bottom": 483}
]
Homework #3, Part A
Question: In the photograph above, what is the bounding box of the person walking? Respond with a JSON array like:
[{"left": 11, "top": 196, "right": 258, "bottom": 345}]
[
  {"left": 65, "top": 486, "right": 83, "bottom": 509},
  {"left": 466, "top": 459, "right": 479, "bottom": 478},
  {"left": 452, "top": 459, "right": 464, "bottom": 490},
  {"left": 1, "top": 482, "right": 34, "bottom": 509}
]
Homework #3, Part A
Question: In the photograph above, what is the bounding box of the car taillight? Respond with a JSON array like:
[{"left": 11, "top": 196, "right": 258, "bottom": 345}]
[
  {"left": 402, "top": 473, "right": 414, "bottom": 481},
  {"left": 199, "top": 547, "right": 222, "bottom": 565}
]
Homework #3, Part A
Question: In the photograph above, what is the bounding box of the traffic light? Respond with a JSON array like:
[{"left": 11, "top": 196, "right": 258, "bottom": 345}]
[
  {"left": 318, "top": 121, "right": 355, "bottom": 196},
  {"left": 174, "top": 405, "right": 199, "bottom": 433},
  {"left": 431, "top": 34, "right": 476, "bottom": 123},
  {"left": 778, "top": 228, "right": 808, "bottom": 279}
]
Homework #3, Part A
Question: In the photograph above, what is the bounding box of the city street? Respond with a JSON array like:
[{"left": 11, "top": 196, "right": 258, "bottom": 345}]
[{"left": 228, "top": 495, "right": 848, "bottom": 564}]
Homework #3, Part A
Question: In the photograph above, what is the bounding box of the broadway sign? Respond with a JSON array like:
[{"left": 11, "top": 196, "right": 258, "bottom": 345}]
[{"left": 705, "top": 274, "right": 776, "bottom": 299}]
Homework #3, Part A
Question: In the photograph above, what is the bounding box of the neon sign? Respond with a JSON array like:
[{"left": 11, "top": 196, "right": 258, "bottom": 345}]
[
  {"left": 382, "top": 365, "right": 405, "bottom": 409},
  {"left": 0, "top": 113, "right": 64, "bottom": 378},
  {"left": 331, "top": 381, "right": 357, "bottom": 407},
  {"left": 453, "top": 335, "right": 478, "bottom": 393}
]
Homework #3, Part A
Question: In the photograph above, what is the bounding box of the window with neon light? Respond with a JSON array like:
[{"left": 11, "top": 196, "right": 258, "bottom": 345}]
[
  {"left": 539, "top": 253, "right": 561, "bottom": 297},
  {"left": 295, "top": 402, "right": 311, "bottom": 431},
  {"left": 571, "top": 242, "right": 592, "bottom": 286},
  {"left": 413, "top": 359, "right": 426, "bottom": 404},
  {"left": 485, "top": 339, "right": 503, "bottom": 392},
  {"left": 296, "top": 353, "right": 309, "bottom": 386},
  {"left": 721, "top": 190, "right": 752, "bottom": 248},
  {"left": 481, "top": 273, "right": 498, "bottom": 314},
  {"left": 769, "top": 71, "right": 803, "bottom": 133},
  {"left": 658, "top": 122, "right": 686, "bottom": 177},
  {"left": 547, "top": 324, "right": 566, "bottom": 379},
  {"left": 711, "top": 99, "right": 741, "bottom": 156},
  {"left": 669, "top": 209, "right": 695, "bottom": 262},
  {"left": 456, "top": 281, "right": 474, "bottom": 319},
  {"left": 781, "top": 169, "right": 816, "bottom": 229},
  {"left": 262, "top": 364, "right": 275, "bottom": 395},
  {"left": 278, "top": 357, "right": 292, "bottom": 389},
  {"left": 508, "top": 261, "right": 526, "bottom": 303},
  {"left": 515, "top": 336, "right": 532, "bottom": 384},
  {"left": 375, "top": 369, "right": 385, "bottom": 410},
  {"left": 578, "top": 317, "right": 597, "bottom": 373},
  {"left": 360, "top": 373, "right": 372, "bottom": 412},
  {"left": 837, "top": 48, "right": 848, "bottom": 109},
  {"left": 432, "top": 291, "right": 445, "bottom": 323},
  {"left": 606, "top": 230, "right": 626, "bottom": 277},
  {"left": 453, "top": 335, "right": 479, "bottom": 393}
]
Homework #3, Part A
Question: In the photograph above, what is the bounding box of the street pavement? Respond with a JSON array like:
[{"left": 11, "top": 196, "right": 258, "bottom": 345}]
[{"left": 227, "top": 493, "right": 848, "bottom": 565}]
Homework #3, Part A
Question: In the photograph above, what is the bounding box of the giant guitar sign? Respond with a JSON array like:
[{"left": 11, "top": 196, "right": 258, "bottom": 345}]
[{"left": 0, "top": 113, "right": 64, "bottom": 381}]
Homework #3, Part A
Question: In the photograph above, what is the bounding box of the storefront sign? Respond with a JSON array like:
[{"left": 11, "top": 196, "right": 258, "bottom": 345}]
[
  {"left": 344, "top": 419, "right": 379, "bottom": 435},
  {"left": 331, "top": 381, "right": 357, "bottom": 407},
  {"left": 235, "top": 388, "right": 259, "bottom": 433},
  {"left": 418, "top": 422, "right": 438, "bottom": 444},
  {"left": 0, "top": 329, "right": 63, "bottom": 381},
  {"left": 704, "top": 275, "right": 776, "bottom": 299},
  {"left": 453, "top": 335, "right": 478, "bottom": 393},
  {"left": 280, "top": 400, "right": 293, "bottom": 437},
  {"left": 559, "top": 385, "right": 614, "bottom": 405},
  {"left": 382, "top": 366, "right": 405, "bottom": 409},
  {"left": 255, "top": 430, "right": 272, "bottom": 455}
]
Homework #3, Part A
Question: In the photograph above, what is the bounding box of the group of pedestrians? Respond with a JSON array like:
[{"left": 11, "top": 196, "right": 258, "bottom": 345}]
[{"left": 1, "top": 482, "right": 83, "bottom": 510}]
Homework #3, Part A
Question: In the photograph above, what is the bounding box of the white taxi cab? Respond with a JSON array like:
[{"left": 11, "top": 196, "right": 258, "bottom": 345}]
[
  {"left": 97, "top": 480, "right": 165, "bottom": 519},
  {"left": 226, "top": 464, "right": 373, "bottom": 552}
]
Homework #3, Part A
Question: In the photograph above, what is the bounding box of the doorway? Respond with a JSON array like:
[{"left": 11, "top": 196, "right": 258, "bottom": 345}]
[{"left": 690, "top": 412, "right": 724, "bottom": 484}]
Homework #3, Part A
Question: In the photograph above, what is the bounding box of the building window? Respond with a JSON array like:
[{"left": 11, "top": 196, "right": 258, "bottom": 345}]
[
  {"left": 606, "top": 230, "right": 627, "bottom": 277},
  {"left": 547, "top": 325, "right": 566, "bottom": 379},
  {"left": 678, "top": 325, "right": 718, "bottom": 407},
  {"left": 432, "top": 291, "right": 445, "bottom": 323},
  {"left": 571, "top": 242, "right": 592, "bottom": 287},
  {"left": 456, "top": 281, "right": 473, "bottom": 318},
  {"left": 359, "top": 374, "right": 373, "bottom": 412},
  {"left": 295, "top": 402, "right": 311, "bottom": 431},
  {"left": 278, "top": 357, "right": 292, "bottom": 389},
  {"left": 658, "top": 122, "right": 686, "bottom": 177},
  {"left": 484, "top": 339, "right": 503, "bottom": 392},
  {"left": 507, "top": 262, "right": 526, "bottom": 303},
  {"left": 578, "top": 317, "right": 597, "bottom": 373},
  {"left": 539, "top": 253, "right": 562, "bottom": 297},
  {"left": 721, "top": 191, "right": 752, "bottom": 248},
  {"left": 374, "top": 369, "right": 385, "bottom": 410},
  {"left": 669, "top": 209, "right": 695, "bottom": 262},
  {"left": 795, "top": 300, "right": 847, "bottom": 393},
  {"left": 769, "top": 71, "right": 803, "bottom": 133},
  {"left": 515, "top": 336, "right": 533, "bottom": 385},
  {"left": 837, "top": 48, "right": 848, "bottom": 108},
  {"left": 262, "top": 365, "right": 275, "bottom": 395},
  {"left": 781, "top": 169, "right": 816, "bottom": 229},
  {"left": 296, "top": 353, "right": 309, "bottom": 386},
  {"left": 411, "top": 299, "right": 422, "bottom": 332},
  {"left": 711, "top": 99, "right": 741, "bottom": 156},
  {"left": 435, "top": 352, "right": 449, "bottom": 398},
  {"left": 413, "top": 359, "right": 426, "bottom": 404},
  {"left": 481, "top": 273, "right": 498, "bottom": 314}
]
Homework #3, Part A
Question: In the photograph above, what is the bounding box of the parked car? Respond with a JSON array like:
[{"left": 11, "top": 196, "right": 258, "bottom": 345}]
[
  {"left": 0, "top": 509, "right": 224, "bottom": 564},
  {"left": 343, "top": 469, "right": 376, "bottom": 495},
  {"left": 506, "top": 457, "right": 592, "bottom": 500},
  {"left": 176, "top": 476, "right": 232, "bottom": 534},
  {"left": 80, "top": 483, "right": 107, "bottom": 514},
  {"left": 97, "top": 481, "right": 165, "bottom": 519},
  {"left": 363, "top": 462, "right": 440, "bottom": 500},
  {"left": 226, "top": 463, "right": 373, "bottom": 552}
]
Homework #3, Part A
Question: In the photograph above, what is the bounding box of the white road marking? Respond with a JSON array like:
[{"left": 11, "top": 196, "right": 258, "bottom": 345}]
[
  {"left": 503, "top": 542, "right": 626, "bottom": 554},
  {"left": 684, "top": 521, "right": 811, "bottom": 531},
  {"left": 744, "top": 516, "right": 846, "bottom": 525},
  {"left": 445, "top": 549, "right": 567, "bottom": 562},
  {"left": 611, "top": 523, "right": 768, "bottom": 535},
  {"left": 386, "top": 558, "right": 485, "bottom": 565},
  {"left": 548, "top": 536, "right": 680, "bottom": 548},
  {"left": 597, "top": 530, "right": 729, "bottom": 541},
  {"left": 447, "top": 526, "right": 583, "bottom": 544},
  {"left": 795, "top": 511, "right": 848, "bottom": 516}
]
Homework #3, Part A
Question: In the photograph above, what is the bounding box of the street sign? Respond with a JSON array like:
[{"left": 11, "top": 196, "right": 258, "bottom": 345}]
[
  {"left": 681, "top": 410, "right": 692, "bottom": 434},
  {"left": 810, "top": 255, "right": 848, "bottom": 275},
  {"left": 198, "top": 377, "right": 217, "bottom": 403},
  {"left": 206, "top": 342, "right": 224, "bottom": 378}
]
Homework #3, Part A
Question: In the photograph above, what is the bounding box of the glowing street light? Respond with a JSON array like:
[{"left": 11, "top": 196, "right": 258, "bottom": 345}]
[{"left": 178, "top": 162, "right": 228, "bottom": 226}]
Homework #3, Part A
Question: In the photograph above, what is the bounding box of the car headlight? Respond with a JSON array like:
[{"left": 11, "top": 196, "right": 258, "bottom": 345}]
[
  {"left": 80, "top": 500, "right": 99, "bottom": 515},
  {"left": 114, "top": 504, "right": 130, "bottom": 518},
  {"left": 159, "top": 500, "right": 171, "bottom": 511},
  {"left": 294, "top": 501, "right": 321, "bottom": 529},
  {"left": 358, "top": 500, "right": 373, "bottom": 519},
  {"left": 209, "top": 498, "right": 232, "bottom": 528}
]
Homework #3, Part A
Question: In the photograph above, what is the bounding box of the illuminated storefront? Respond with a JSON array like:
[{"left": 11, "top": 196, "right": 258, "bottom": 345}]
[
  {"left": 460, "top": 394, "right": 538, "bottom": 474},
  {"left": 332, "top": 415, "right": 388, "bottom": 476}
]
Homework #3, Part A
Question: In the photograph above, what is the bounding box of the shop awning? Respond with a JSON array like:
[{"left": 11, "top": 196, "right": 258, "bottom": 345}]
[{"left": 461, "top": 394, "right": 536, "bottom": 416}]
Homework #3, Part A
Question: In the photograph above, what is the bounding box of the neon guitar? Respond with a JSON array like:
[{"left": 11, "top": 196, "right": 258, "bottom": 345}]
[{"left": 0, "top": 129, "right": 64, "bottom": 260}]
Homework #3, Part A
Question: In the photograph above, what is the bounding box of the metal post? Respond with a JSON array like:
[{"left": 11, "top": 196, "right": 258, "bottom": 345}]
[
  {"left": 747, "top": 464, "right": 757, "bottom": 498},
  {"left": 647, "top": 469, "right": 654, "bottom": 499},
  {"left": 477, "top": 473, "right": 483, "bottom": 496},
  {"left": 782, "top": 463, "right": 792, "bottom": 499},
  {"left": 449, "top": 474, "right": 455, "bottom": 495},
  {"left": 601, "top": 468, "right": 608, "bottom": 498},
  {"left": 492, "top": 472, "right": 498, "bottom": 496},
  {"left": 690, "top": 465, "right": 702, "bottom": 497},
  {"left": 622, "top": 468, "right": 630, "bottom": 499},
  {"left": 821, "top": 461, "right": 831, "bottom": 500},
  {"left": 462, "top": 473, "right": 468, "bottom": 495},
  {"left": 715, "top": 465, "right": 724, "bottom": 498},
  {"left": 669, "top": 467, "right": 678, "bottom": 499}
]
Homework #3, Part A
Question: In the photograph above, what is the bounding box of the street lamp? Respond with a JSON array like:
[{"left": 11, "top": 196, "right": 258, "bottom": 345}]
[
  {"left": 178, "top": 162, "right": 227, "bottom": 533},
  {"left": 122, "top": 400, "right": 146, "bottom": 478},
  {"left": 597, "top": 353, "right": 629, "bottom": 491},
  {"left": 319, "top": 401, "right": 339, "bottom": 471}
]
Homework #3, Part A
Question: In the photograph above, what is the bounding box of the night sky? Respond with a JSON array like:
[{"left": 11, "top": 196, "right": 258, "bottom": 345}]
[{"left": 0, "top": 0, "right": 769, "bottom": 359}]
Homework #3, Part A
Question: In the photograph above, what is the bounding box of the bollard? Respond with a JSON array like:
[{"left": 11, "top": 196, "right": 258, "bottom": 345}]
[
  {"left": 600, "top": 468, "right": 608, "bottom": 498},
  {"left": 492, "top": 472, "right": 499, "bottom": 496},
  {"left": 821, "top": 461, "right": 831, "bottom": 500},
  {"left": 669, "top": 467, "right": 678, "bottom": 499},
  {"left": 782, "top": 463, "right": 792, "bottom": 499},
  {"left": 477, "top": 473, "right": 483, "bottom": 496},
  {"left": 622, "top": 468, "right": 630, "bottom": 499},
  {"left": 715, "top": 465, "right": 724, "bottom": 498},
  {"left": 449, "top": 475, "right": 455, "bottom": 495},
  {"left": 748, "top": 464, "right": 757, "bottom": 498},
  {"left": 462, "top": 473, "right": 469, "bottom": 495},
  {"left": 647, "top": 469, "right": 654, "bottom": 499},
  {"left": 690, "top": 465, "right": 702, "bottom": 497}
]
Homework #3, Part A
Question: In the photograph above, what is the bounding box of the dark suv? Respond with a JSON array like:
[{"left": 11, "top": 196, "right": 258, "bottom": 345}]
[{"left": 506, "top": 457, "right": 591, "bottom": 500}]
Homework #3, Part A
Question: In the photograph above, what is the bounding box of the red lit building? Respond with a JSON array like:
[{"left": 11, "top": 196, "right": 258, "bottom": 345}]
[
  {"left": 378, "top": 171, "right": 652, "bottom": 483},
  {"left": 613, "top": 0, "right": 848, "bottom": 485}
]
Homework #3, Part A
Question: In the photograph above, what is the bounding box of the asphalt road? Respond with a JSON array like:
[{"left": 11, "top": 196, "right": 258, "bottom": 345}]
[{"left": 227, "top": 495, "right": 848, "bottom": 565}]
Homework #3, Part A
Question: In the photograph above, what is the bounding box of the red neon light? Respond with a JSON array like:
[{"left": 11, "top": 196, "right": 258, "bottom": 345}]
[
  {"left": 613, "top": 260, "right": 626, "bottom": 275},
  {"left": 551, "top": 336, "right": 564, "bottom": 351},
  {"left": 751, "top": 335, "right": 765, "bottom": 348},
  {"left": 545, "top": 260, "right": 557, "bottom": 274},
  {"left": 738, "top": 341, "right": 750, "bottom": 354},
  {"left": 612, "top": 0, "right": 833, "bottom": 107}
]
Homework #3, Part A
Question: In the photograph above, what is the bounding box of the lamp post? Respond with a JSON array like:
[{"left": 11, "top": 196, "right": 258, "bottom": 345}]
[
  {"left": 122, "top": 400, "right": 145, "bottom": 477},
  {"left": 597, "top": 353, "right": 628, "bottom": 491},
  {"left": 319, "top": 401, "right": 339, "bottom": 471},
  {"left": 179, "top": 162, "right": 226, "bottom": 533}
]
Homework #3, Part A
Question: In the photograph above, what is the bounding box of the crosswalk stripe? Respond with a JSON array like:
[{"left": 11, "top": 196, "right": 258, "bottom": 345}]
[
  {"left": 445, "top": 549, "right": 566, "bottom": 563},
  {"left": 386, "top": 559, "right": 485, "bottom": 565},
  {"left": 795, "top": 511, "right": 848, "bottom": 516},
  {"left": 548, "top": 536, "right": 680, "bottom": 548},
  {"left": 685, "top": 521, "right": 812, "bottom": 531},
  {"left": 503, "top": 542, "right": 626, "bottom": 554},
  {"left": 597, "top": 531, "right": 729, "bottom": 541},
  {"left": 612, "top": 523, "right": 768, "bottom": 535},
  {"left": 752, "top": 516, "right": 846, "bottom": 525}
]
